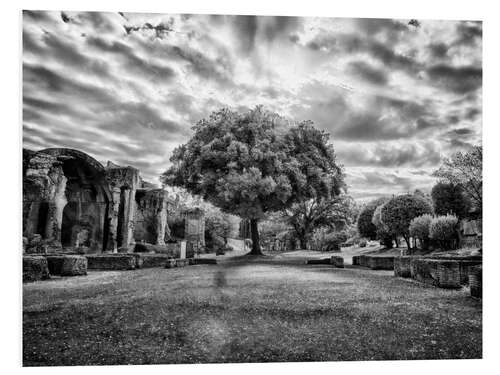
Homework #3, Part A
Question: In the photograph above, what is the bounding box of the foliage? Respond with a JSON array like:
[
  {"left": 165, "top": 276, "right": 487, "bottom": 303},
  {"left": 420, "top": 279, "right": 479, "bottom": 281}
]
[
  {"left": 431, "top": 182, "right": 469, "bottom": 219},
  {"left": 380, "top": 194, "right": 433, "bottom": 249},
  {"left": 371, "top": 204, "right": 393, "bottom": 249},
  {"left": 429, "top": 214, "right": 459, "bottom": 250},
  {"left": 162, "top": 107, "right": 344, "bottom": 254},
  {"left": 357, "top": 197, "right": 389, "bottom": 240},
  {"left": 409, "top": 214, "right": 433, "bottom": 250},
  {"left": 283, "top": 194, "right": 355, "bottom": 249},
  {"left": 359, "top": 240, "right": 367, "bottom": 247},
  {"left": 433, "top": 146, "right": 482, "bottom": 216},
  {"left": 205, "top": 213, "right": 233, "bottom": 252},
  {"left": 310, "top": 227, "right": 345, "bottom": 252}
]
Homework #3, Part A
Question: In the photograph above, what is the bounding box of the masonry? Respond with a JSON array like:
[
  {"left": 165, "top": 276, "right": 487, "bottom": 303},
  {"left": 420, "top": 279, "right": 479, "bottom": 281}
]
[{"left": 22, "top": 147, "right": 205, "bottom": 254}]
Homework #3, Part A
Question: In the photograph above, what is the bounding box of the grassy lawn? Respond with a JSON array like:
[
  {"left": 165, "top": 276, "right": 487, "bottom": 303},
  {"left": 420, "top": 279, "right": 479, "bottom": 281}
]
[{"left": 23, "top": 251, "right": 482, "bottom": 366}]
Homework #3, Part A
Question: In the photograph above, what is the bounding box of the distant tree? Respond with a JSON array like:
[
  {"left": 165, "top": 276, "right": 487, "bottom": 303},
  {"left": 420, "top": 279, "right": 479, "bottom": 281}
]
[
  {"left": 162, "top": 107, "right": 344, "bottom": 255},
  {"left": 371, "top": 204, "right": 393, "bottom": 248},
  {"left": 429, "top": 214, "right": 459, "bottom": 250},
  {"left": 380, "top": 194, "right": 433, "bottom": 249},
  {"left": 433, "top": 146, "right": 482, "bottom": 216},
  {"left": 283, "top": 194, "right": 355, "bottom": 249},
  {"left": 357, "top": 197, "right": 389, "bottom": 240},
  {"left": 431, "top": 182, "right": 470, "bottom": 218},
  {"left": 409, "top": 214, "right": 433, "bottom": 250}
]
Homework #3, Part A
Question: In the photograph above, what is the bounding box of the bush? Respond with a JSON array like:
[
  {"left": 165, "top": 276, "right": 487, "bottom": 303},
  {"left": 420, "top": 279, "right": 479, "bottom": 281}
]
[
  {"left": 409, "top": 214, "right": 433, "bottom": 250},
  {"left": 357, "top": 197, "right": 389, "bottom": 240},
  {"left": 381, "top": 194, "right": 433, "bottom": 249},
  {"left": 429, "top": 214, "right": 459, "bottom": 250},
  {"left": 311, "top": 228, "right": 345, "bottom": 252},
  {"left": 359, "top": 240, "right": 367, "bottom": 247}
]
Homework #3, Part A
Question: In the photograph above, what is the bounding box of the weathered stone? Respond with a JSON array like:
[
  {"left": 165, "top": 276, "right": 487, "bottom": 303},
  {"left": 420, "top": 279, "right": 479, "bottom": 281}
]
[
  {"left": 135, "top": 253, "right": 174, "bottom": 268},
  {"left": 192, "top": 258, "right": 217, "bottom": 265},
  {"left": 133, "top": 189, "right": 169, "bottom": 246},
  {"left": 165, "top": 259, "right": 177, "bottom": 268},
  {"left": 23, "top": 256, "right": 50, "bottom": 282},
  {"left": 85, "top": 255, "right": 136, "bottom": 270},
  {"left": 176, "top": 259, "right": 189, "bottom": 267},
  {"left": 394, "top": 256, "right": 419, "bottom": 278},
  {"left": 46, "top": 255, "right": 87, "bottom": 276},
  {"left": 306, "top": 258, "right": 331, "bottom": 265},
  {"left": 368, "top": 256, "right": 394, "bottom": 270},
  {"left": 469, "top": 265, "right": 482, "bottom": 298},
  {"left": 410, "top": 259, "right": 461, "bottom": 289},
  {"left": 330, "top": 256, "right": 344, "bottom": 268},
  {"left": 117, "top": 246, "right": 131, "bottom": 253}
]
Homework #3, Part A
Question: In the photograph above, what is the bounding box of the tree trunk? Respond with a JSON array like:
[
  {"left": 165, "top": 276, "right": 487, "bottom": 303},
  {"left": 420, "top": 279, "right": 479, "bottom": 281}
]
[
  {"left": 404, "top": 235, "right": 411, "bottom": 250},
  {"left": 250, "top": 219, "right": 263, "bottom": 255}
]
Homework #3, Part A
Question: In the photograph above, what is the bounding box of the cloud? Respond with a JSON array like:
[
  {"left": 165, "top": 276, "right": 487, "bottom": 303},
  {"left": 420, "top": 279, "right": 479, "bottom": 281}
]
[
  {"left": 425, "top": 64, "right": 482, "bottom": 94},
  {"left": 22, "top": 12, "right": 482, "bottom": 196}
]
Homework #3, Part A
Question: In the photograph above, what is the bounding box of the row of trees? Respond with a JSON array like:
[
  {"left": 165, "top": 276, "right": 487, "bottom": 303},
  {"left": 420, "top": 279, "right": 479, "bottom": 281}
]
[{"left": 357, "top": 146, "right": 482, "bottom": 251}]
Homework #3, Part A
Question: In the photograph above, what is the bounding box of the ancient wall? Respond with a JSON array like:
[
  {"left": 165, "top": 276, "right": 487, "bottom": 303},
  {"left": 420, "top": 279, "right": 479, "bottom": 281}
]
[
  {"left": 133, "top": 188, "right": 169, "bottom": 245},
  {"left": 184, "top": 208, "right": 205, "bottom": 255}
]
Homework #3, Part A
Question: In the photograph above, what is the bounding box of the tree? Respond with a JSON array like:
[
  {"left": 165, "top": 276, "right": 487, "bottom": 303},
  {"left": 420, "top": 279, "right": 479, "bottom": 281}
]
[
  {"left": 162, "top": 107, "right": 344, "bottom": 255},
  {"left": 429, "top": 214, "right": 459, "bottom": 250},
  {"left": 371, "top": 204, "right": 393, "bottom": 248},
  {"left": 380, "top": 194, "right": 433, "bottom": 249},
  {"left": 433, "top": 146, "right": 482, "bottom": 216},
  {"left": 409, "top": 214, "right": 433, "bottom": 250},
  {"left": 282, "top": 194, "right": 355, "bottom": 249},
  {"left": 431, "top": 182, "right": 469, "bottom": 219},
  {"left": 357, "top": 197, "right": 389, "bottom": 240}
]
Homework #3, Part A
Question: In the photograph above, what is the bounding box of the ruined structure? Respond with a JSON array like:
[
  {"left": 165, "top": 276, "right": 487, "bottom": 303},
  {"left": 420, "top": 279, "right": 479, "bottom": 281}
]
[{"left": 22, "top": 148, "right": 204, "bottom": 254}]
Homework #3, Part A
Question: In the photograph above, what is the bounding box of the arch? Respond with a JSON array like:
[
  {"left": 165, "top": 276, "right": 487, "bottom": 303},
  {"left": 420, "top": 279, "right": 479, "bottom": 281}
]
[{"left": 40, "top": 148, "right": 111, "bottom": 252}]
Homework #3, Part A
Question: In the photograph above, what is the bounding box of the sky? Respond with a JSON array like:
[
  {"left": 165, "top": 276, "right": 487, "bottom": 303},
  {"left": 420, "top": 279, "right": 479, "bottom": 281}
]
[{"left": 22, "top": 11, "right": 482, "bottom": 202}]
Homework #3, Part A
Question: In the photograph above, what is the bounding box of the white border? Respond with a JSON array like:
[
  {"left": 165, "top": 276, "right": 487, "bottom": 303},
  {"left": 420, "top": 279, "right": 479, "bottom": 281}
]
[{"left": 2, "top": 1, "right": 498, "bottom": 374}]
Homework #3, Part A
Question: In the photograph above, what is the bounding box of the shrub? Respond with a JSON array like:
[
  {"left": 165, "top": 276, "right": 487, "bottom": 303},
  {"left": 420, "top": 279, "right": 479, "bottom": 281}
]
[
  {"left": 357, "top": 197, "right": 389, "bottom": 240},
  {"left": 429, "top": 214, "right": 459, "bottom": 250},
  {"left": 359, "top": 240, "right": 367, "bottom": 247},
  {"left": 311, "top": 228, "right": 344, "bottom": 252},
  {"left": 409, "top": 214, "right": 433, "bottom": 250},
  {"left": 381, "top": 194, "right": 433, "bottom": 249}
]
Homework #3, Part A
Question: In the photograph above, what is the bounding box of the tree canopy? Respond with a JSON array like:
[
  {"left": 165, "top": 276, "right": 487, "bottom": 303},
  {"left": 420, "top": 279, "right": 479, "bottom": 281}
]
[
  {"left": 357, "top": 197, "right": 389, "bottom": 240},
  {"left": 380, "top": 194, "right": 433, "bottom": 249},
  {"left": 431, "top": 182, "right": 470, "bottom": 219},
  {"left": 433, "top": 146, "right": 482, "bottom": 216},
  {"left": 162, "top": 107, "right": 344, "bottom": 254}
]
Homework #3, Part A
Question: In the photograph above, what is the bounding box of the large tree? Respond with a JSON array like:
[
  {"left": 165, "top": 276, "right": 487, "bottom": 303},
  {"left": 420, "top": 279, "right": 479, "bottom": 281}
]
[
  {"left": 162, "top": 107, "right": 344, "bottom": 255},
  {"left": 433, "top": 146, "right": 482, "bottom": 216},
  {"left": 357, "top": 197, "right": 389, "bottom": 240}
]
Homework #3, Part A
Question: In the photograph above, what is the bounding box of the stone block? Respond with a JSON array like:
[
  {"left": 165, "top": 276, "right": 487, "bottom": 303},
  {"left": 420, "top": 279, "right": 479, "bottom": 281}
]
[
  {"left": 85, "top": 255, "right": 136, "bottom": 270},
  {"left": 136, "top": 253, "right": 174, "bottom": 268},
  {"left": 176, "top": 259, "right": 189, "bottom": 267},
  {"left": 23, "top": 256, "right": 50, "bottom": 282},
  {"left": 306, "top": 258, "right": 331, "bottom": 265},
  {"left": 165, "top": 259, "right": 177, "bottom": 269},
  {"left": 46, "top": 255, "right": 87, "bottom": 276},
  {"left": 368, "top": 256, "right": 394, "bottom": 270},
  {"left": 192, "top": 258, "right": 218, "bottom": 265},
  {"left": 411, "top": 259, "right": 461, "bottom": 289},
  {"left": 469, "top": 265, "right": 482, "bottom": 298},
  {"left": 394, "top": 256, "right": 418, "bottom": 278}
]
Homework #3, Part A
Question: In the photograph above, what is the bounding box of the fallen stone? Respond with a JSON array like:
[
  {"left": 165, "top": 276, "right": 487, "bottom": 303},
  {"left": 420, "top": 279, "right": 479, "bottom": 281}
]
[
  {"left": 23, "top": 256, "right": 50, "bottom": 282},
  {"left": 46, "top": 255, "right": 87, "bottom": 276},
  {"left": 86, "top": 255, "right": 136, "bottom": 270}
]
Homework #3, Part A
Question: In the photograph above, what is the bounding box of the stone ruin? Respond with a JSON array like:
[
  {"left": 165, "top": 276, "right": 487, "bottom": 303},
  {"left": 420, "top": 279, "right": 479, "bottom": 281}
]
[{"left": 22, "top": 147, "right": 205, "bottom": 255}]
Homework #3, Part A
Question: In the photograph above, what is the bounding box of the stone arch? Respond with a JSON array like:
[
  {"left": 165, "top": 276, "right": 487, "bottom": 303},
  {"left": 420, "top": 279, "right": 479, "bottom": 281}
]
[{"left": 39, "top": 148, "right": 112, "bottom": 252}]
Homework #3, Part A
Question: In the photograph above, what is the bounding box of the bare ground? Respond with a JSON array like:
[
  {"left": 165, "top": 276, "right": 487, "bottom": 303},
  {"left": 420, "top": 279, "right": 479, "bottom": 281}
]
[{"left": 23, "top": 249, "right": 482, "bottom": 366}]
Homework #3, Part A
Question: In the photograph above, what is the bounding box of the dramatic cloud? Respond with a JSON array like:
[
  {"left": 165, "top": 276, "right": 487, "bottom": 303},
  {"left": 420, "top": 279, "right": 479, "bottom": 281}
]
[{"left": 22, "top": 12, "right": 482, "bottom": 201}]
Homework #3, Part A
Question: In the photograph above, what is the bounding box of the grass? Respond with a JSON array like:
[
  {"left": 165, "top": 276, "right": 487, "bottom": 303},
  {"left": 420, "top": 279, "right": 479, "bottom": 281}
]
[{"left": 23, "top": 250, "right": 482, "bottom": 366}]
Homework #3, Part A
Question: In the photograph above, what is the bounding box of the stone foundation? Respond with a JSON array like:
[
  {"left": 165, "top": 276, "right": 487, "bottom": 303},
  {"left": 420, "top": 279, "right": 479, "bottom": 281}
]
[
  {"left": 85, "top": 254, "right": 136, "bottom": 270},
  {"left": 23, "top": 256, "right": 50, "bottom": 282},
  {"left": 410, "top": 259, "right": 461, "bottom": 289},
  {"left": 469, "top": 265, "right": 482, "bottom": 298},
  {"left": 330, "top": 256, "right": 344, "bottom": 268},
  {"left": 46, "top": 255, "right": 87, "bottom": 276}
]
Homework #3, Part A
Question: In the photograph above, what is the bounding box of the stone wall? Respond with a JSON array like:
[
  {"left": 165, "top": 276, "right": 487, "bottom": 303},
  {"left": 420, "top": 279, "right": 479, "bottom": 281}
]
[{"left": 133, "top": 189, "right": 169, "bottom": 245}]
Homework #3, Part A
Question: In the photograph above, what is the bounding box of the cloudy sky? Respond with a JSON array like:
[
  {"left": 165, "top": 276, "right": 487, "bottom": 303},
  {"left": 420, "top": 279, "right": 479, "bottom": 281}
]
[{"left": 22, "top": 11, "right": 482, "bottom": 201}]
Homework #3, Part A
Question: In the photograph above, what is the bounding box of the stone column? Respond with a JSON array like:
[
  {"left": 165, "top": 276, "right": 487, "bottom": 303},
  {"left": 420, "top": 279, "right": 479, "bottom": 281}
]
[{"left": 44, "top": 173, "right": 67, "bottom": 250}]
